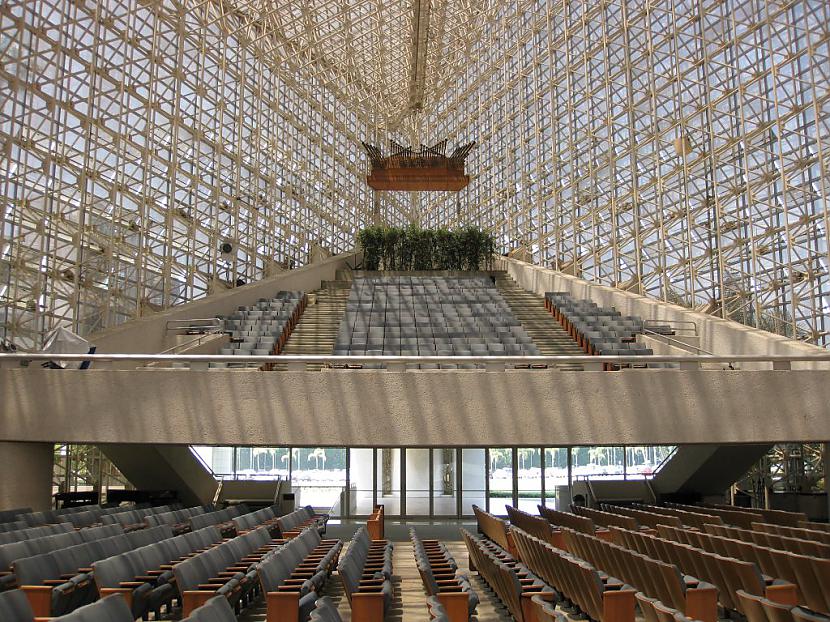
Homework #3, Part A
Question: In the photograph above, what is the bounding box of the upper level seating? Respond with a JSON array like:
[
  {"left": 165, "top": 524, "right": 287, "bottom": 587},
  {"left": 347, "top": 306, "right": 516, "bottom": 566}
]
[
  {"left": 562, "top": 526, "right": 719, "bottom": 622},
  {"left": 411, "top": 528, "right": 478, "bottom": 621},
  {"left": 509, "top": 526, "right": 638, "bottom": 622},
  {"left": 335, "top": 276, "right": 539, "bottom": 368},
  {"left": 544, "top": 291, "right": 658, "bottom": 357},
  {"left": 461, "top": 528, "right": 555, "bottom": 622},
  {"left": 337, "top": 525, "right": 394, "bottom": 620},
  {"left": 218, "top": 291, "right": 306, "bottom": 367}
]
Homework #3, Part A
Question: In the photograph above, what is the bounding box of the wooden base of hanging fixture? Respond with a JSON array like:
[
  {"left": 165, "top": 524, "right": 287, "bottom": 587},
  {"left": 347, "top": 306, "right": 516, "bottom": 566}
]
[{"left": 363, "top": 139, "right": 475, "bottom": 192}]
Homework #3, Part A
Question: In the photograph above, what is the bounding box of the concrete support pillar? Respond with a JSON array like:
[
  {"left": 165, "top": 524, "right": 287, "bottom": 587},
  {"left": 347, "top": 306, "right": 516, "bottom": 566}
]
[{"left": 0, "top": 442, "right": 54, "bottom": 511}]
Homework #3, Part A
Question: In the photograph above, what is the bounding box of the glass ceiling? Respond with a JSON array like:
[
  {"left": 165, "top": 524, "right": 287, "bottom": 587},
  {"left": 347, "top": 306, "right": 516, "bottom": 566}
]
[{"left": 1, "top": 0, "right": 828, "bottom": 348}]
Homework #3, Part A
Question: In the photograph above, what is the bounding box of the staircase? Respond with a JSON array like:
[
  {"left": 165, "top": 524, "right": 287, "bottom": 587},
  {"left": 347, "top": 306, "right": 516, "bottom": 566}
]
[
  {"left": 276, "top": 270, "right": 352, "bottom": 370},
  {"left": 495, "top": 273, "right": 585, "bottom": 370}
]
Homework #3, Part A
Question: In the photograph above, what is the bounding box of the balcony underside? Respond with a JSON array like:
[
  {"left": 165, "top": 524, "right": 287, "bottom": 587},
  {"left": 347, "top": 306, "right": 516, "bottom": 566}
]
[{"left": 2, "top": 367, "right": 828, "bottom": 446}]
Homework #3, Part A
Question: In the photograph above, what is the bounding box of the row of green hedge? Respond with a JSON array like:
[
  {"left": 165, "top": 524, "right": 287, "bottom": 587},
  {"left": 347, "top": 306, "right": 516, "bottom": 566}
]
[{"left": 357, "top": 226, "right": 495, "bottom": 272}]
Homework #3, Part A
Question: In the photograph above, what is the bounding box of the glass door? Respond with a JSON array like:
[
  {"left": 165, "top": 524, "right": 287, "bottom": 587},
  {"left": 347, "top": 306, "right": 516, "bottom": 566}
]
[{"left": 432, "top": 449, "right": 458, "bottom": 516}]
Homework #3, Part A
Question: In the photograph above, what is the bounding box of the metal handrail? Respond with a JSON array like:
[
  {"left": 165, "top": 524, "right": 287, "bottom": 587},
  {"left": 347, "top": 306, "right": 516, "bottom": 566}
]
[
  {"left": 644, "top": 319, "right": 698, "bottom": 336},
  {"left": 1, "top": 352, "right": 828, "bottom": 365},
  {"left": 642, "top": 328, "right": 718, "bottom": 357},
  {"left": 165, "top": 318, "right": 223, "bottom": 333}
]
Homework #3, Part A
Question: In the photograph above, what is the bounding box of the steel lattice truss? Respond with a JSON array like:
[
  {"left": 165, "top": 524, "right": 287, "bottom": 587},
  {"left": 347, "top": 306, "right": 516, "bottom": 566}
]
[
  {"left": 0, "top": 0, "right": 376, "bottom": 347},
  {"left": 2, "top": 0, "right": 829, "bottom": 349},
  {"left": 420, "top": 0, "right": 830, "bottom": 346}
]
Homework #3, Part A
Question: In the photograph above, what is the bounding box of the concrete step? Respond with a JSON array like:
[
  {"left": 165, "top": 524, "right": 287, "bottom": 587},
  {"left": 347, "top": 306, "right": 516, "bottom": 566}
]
[
  {"left": 274, "top": 284, "right": 352, "bottom": 370},
  {"left": 495, "top": 275, "right": 585, "bottom": 370}
]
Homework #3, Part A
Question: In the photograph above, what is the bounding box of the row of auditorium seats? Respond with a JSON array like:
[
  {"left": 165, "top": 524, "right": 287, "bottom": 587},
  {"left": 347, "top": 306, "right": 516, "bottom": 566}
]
[
  {"left": 563, "top": 526, "right": 719, "bottom": 622},
  {"left": 600, "top": 504, "right": 684, "bottom": 529},
  {"left": 0, "top": 503, "right": 179, "bottom": 533},
  {"left": 100, "top": 504, "right": 181, "bottom": 531},
  {"left": 629, "top": 504, "right": 725, "bottom": 530},
  {"left": 92, "top": 524, "right": 224, "bottom": 619},
  {"left": 410, "top": 528, "right": 478, "bottom": 621},
  {"left": 506, "top": 505, "right": 564, "bottom": 548},
  {"left": 461, "top": 527, "right": 556, "bottom": 622},
  {"left": 705, "top": 523, "right": 830, "bottom": 558},
  {"left": 258, "top": 525, "right": 342, "bottom": 621},
  {"left": 611, "top": 525, "right": 798, "bottom": 615},
  {"left": 335, "top": 276, "right": 540, "bottom": 368},
  {"left": 739, "top": 589, "right": 828, "bottom": 622},
  {"left": 537, "top": 505, "right": 600, "bottom": 536},
  {"left": 471, "top": 505, "right": 515, "bottom": 556},
  {"left": 753, "top": 522, "right": 830, "bottom": 545},
  {"left": 656, "top": 524, "right": 830, "bottom": 616},
  {"left": 217, "top": 291, "right": 306, "bottom": 368},
  {"left": 544, "top": 291, "right": 669, "bottom": 368},
  {"left": 508, "top": 526, "right": 637, "bottom": 622},
  {"left": 0, "top": 523, "right": 125, "bottom": 591},
  {"left": 13, "top": 525, "right": 174, "bottom": 616},
  {"left": 145, "top": 504, "right": 218, "bottom": 533},
  {"left": 174, "top": 526, "right": 280, "bottom": 616},
  {"left": 337, "top": 525, "right": 393, "bottom": 620},
  {"left": 700, "top": 503, "right": 808, "bottom": 527}
]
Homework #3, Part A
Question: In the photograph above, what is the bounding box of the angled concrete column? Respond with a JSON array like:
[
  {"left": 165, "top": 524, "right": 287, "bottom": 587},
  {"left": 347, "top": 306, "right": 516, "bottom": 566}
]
[{"left": 0, "top": 442, "right": 54, "bottom": 511}]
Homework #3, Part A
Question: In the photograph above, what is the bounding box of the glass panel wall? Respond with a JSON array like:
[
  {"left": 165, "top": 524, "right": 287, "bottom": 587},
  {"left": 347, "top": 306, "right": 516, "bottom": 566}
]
[
  {"left": 432, "top": 449, "right": 457, "bottom": 516},
  {"left": 291, "top": 448, "right": 346, "bottom": 514},
  {"left": 349, "top": 448, "right": 375, "bottom": 516},
  {"left": 406, "top": 448, "right": 431, "bottom": 516},
  {"left": 488, "top": 448, "right": 513, "bottom": 515},
  {"left": 189, "top": 444, "right": 676, "bottom": 517},
  {"left": 377, "top": 448, "right": 401, "bottom": 516},
  {"left": 544, "top": 448, "right": 569, "bottom": 509},
  {"left": 461, "top": 449, "right": 486, "bottom": 516},
  {"left": 517, "top": 448, "right": 542, "bottom": 513}
]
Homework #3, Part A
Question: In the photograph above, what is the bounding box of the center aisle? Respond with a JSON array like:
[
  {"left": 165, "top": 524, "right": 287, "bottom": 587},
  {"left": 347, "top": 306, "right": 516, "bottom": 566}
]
[{"left": 240, "top": 527, "right": 512, "bottom": 621}]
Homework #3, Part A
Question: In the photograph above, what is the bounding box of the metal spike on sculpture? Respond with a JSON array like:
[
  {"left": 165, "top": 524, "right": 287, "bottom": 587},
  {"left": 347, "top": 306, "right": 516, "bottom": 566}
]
[{"left": 362, "top": 139, "right": 476, "bottom": 191}]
